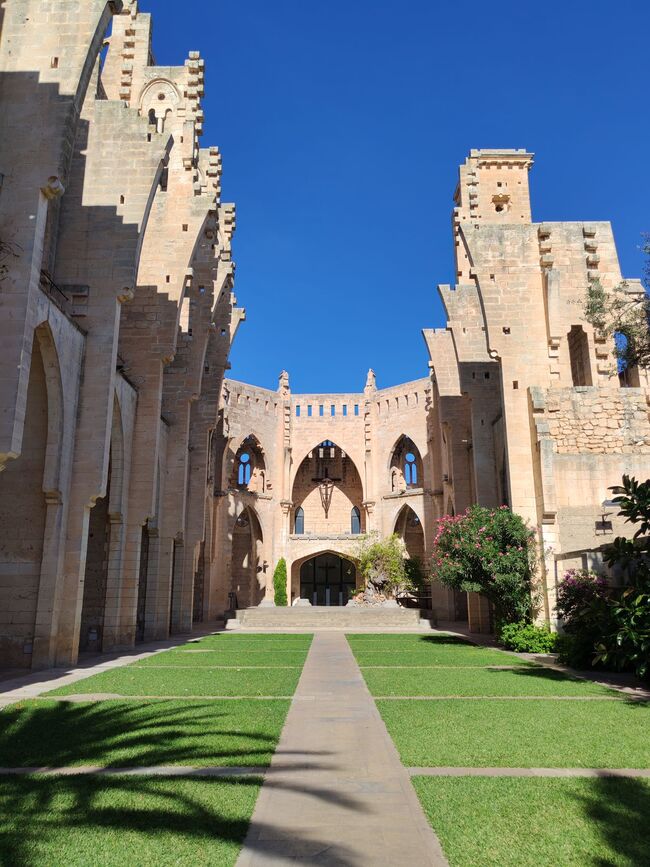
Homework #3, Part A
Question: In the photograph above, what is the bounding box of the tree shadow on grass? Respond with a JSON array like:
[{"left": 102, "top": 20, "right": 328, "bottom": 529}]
[
  {"left": 572, "top": 776, "right": 650, "bottom": 866},
  {"left": 0, "top": 700, "right": 297, "bottom": 767},
  {"left": 0, "top": 773, "right": 363, "bottom": 866},
  {"left": 0, "top": 701, "right": 370, "bottom": 865},
  {"left": 497, "top": 666, "right": 650, "bottom": 697}
]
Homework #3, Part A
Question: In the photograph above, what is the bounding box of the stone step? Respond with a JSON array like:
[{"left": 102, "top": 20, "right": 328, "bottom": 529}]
[{"left": 232, "top": 606, "right": 434, "bottom": 629}]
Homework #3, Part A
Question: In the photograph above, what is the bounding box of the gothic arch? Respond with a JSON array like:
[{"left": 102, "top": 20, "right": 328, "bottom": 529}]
[
  {"left": 291, "top": 436, "right": 365, "bottom": 490},
  {"left": 291, "top": 440, "right": 364, "bottom": 535},
  {"left": 393, "top": 504, "right": 425, "bottom": 563},
  {"left": 230, "top": 505, "right": 265, "bottom": 608},
  {"left": 388, "top": 434, "right": 423, "bottom": 492},
  {"left": 290, "top": 549, "right": 359, "bottom": 607},
  {"left": 0, "top": 329, "right": 54, "bottom": 665},
  {"left": 33, "top": 323, "right": 64, "bottom": 496},
  {"left": 229, "top": 434, "right": 268, "bottom": 493},
  {"left": 138, "top": 78, "right": 182, "bottom": 131}
]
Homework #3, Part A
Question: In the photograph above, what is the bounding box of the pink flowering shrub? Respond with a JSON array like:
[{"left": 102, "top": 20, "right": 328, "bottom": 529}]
[
  {"left": 432, "top": 504, "right": 537, "bottom": 626},
  {"left": 556, "top": 569, "right": 608, "bottom": 624}
]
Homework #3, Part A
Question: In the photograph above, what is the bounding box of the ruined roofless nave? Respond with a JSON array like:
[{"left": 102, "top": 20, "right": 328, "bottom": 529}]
[{"left": 0, "top": 1, "right": 649, "bottom": 669}]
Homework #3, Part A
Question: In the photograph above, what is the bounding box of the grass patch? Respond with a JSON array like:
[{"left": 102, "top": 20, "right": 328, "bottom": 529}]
[
  {"left": 0, "top": 774, "right": 262, "bottom": 867},
  {"left": 412, "top": 776, "right": 650, "bottom": 867},
  {"left": 47, "top": 667, "right": 301, "bottom": 698},
  {"left": 377, "top": 699, "right": 650, "bottom": 768},
  {"left": 347, "top": 635, "right": 531, "bottom": 667},
  {"left": 191, "top": 635, "right": 313, "bottom": 650},
  {"left": 352, "top": 650, "right": 531, "bottom": 667},
  {"left": 0, "top": 700, "right": 289, "bottom": 767},
  {"left": 345, "top": 632, "right": 476, "bottom": 650},
  {"left": 361, "top": 667, "right": 616, "bottom": 697},
  {"left": 137, "top": 650, "right": 309, "bottom": 668}
]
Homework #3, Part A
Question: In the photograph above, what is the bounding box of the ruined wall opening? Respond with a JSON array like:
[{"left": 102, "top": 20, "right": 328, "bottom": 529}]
[
  {"left": 389, "top": 435, "right": 423, "bottom": 492},
  {"left": 230, "top": 507, "right": 264, "bottom": 609},
  {"left": 393, "top": 505, "right": 425, "bottom": 563},
  {"left": 231, "top": 435, "right": 267, "bottom": 493},
  {"left": 291, "top": 441, "right": 364, "bottom": 536},
  {"left": 78, "top": 483, "right": 111, "bottom": 654},
  {"left": 0, "top": 338, "right": 49, "bottom": 667},
  {"left": 568, "top": 325, "right": 593, "bottom": 387}
]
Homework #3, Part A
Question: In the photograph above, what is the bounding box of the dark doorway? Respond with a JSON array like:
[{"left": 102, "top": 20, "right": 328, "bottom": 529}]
[{"left": 300, "top": 554, "right": 357, "bottom": 606}]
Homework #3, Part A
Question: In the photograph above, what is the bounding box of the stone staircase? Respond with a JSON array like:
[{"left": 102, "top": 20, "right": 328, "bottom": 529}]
[{"left": 230, "top": 606, "right": 435, "bottom": 630}]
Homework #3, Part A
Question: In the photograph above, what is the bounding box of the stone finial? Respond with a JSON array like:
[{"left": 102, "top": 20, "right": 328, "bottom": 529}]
[
  {"left": 364, "top": 368, "right": 377, "bottom": 394},
  {"left": 278, "top": 370, "right": 290, "bottom": 397}
]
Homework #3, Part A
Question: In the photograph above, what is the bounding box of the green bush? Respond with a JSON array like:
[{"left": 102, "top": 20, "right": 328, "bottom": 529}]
[
  {"left": 555, "top": 569, "right": 611, "bottom": 669},
  {"left": 432, "top": 505, "right": 538, "bottom": 627},
  {"left": 593, "top": 587, "right": 650, "bottom": 680},
  {"left": 553, "top": 476, "right": 650, "bottom": 680},
  {"left": 499, "top": 621, "right": 558, "bottom": 654},
  {"left": 273, "top": 559, "right": 288, "bottom": 606}
]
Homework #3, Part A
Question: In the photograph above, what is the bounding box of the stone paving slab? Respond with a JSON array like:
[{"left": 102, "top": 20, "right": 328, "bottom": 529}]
[
  {"left": 408, "top": 767, "right": 650, "bottom": 778},
  {"left": 236, "top": 632, "right": 447, "bottom": 867}
]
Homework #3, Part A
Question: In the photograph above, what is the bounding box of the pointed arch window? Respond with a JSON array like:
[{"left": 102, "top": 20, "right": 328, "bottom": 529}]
[
  {"left": 238, "top": 452, "right": 251, "bottom": 486},
  {"left": 351, "top": 507, "right": 361, "bottom": 535},
  {"left": 294, "top": 507, "right": 305, "bottom": 535},
  {"left": 404, "top": 452, "right": 418, "bottom": 486}
]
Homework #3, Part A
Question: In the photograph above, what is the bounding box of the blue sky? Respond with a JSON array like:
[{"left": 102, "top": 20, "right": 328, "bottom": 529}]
[{"left": 151, "top": 1, "right": 649, "bottom": 394}]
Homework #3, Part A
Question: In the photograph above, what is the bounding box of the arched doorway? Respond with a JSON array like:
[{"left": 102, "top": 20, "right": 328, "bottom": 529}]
[
  {"left": 0, "top": 335, "right": 49, "bottom": 666},
  {"left": 299, "top": 554, "right": 357, "bottom": 607},
  {"left": 231, "top": 507, "right": 264, "bottom": 608},
  {"left": 394, "top": 505, "right": 425, "bottom": 562}
]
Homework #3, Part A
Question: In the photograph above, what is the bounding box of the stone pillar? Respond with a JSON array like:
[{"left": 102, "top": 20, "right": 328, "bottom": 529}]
[
  {"left": 280, "top": 500, "right": 292, "bottom": 603},
  {"left": 31, "top": 494, "right": 64, "bottom": 669}
]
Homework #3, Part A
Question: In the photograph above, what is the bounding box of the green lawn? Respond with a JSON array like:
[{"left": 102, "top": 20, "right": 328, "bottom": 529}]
[
  {"left": 0, "top": 699, "right": 289, "bottom": 767},
  {"left": 361, "top": 667, "right": 617, "bottom": 697},
  {"left": 377, "top": 698, "right": 650, "bottom": 768},
  {"left": 347, "top": 634, "right": 531, "bottom": 667},
  {"left": 191, "top": 635, "right": 313, "bottom": 650},
  {"left": 412, "top": 776, "right": 650, "bottom": 867},
  {"left": 137, "top": 650, "right": 309, "bottom": 667},
  {"left": 346, "top": 633, "right": 465, "bottom": 644},
  {"left": 352, "top": 651, "right": 532, "bottom": 667},
  {"left": 0, "top": 633, "right": 315, "bottom": 865},
  {"left": 47, "top": 666, "right": 302, "bottom": 697},
  {"left": 0, "top": 774, "right": 263, "bottom": 867}
]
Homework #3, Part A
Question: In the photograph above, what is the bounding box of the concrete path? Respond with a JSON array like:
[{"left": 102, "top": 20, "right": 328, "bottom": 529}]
[
  {"left": 236, "top": 632, "right": 447, "bottom": 867},
  {"left": 0, "top": 624, "right": 225, "bottom": 708}
]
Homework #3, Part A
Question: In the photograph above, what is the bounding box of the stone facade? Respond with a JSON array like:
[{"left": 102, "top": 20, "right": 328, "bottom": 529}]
[
  {"left": 209, "top": 372, "right": 440, "bottom": 614},
  {"left": 1, "top": 6, "right": 647, "bottom": 667},
  {"left": 0, "top": 0, "right": 241, "bottom": 668},
  {"left": 425, "top": 150, "right": 650, "bottom": 628},
  {"left": 209, "top": 150, "right": 648, "bottom": 631}
]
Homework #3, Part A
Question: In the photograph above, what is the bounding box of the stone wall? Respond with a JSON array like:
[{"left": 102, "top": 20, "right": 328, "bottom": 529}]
[{"left": 535, "top": 387, "right": 650, "bottom": 455}]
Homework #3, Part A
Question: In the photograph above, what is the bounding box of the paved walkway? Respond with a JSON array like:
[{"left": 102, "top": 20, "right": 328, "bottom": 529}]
[
  {"left": 0, "top": 625, "right": 225, "bottom": 708},
  {"left": 236, "top": 632, "right": 447, "bottom": 867}
]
